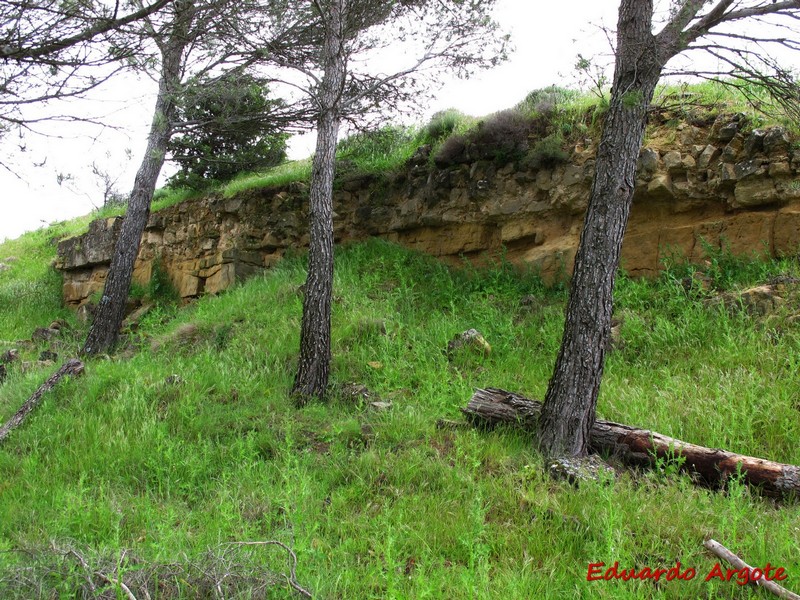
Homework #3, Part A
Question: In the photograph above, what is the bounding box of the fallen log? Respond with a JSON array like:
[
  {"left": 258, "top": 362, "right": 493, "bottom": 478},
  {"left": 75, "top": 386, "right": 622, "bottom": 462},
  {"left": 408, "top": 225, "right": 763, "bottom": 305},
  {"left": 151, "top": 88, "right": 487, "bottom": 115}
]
[
  {"left": 0, "top": 359, "right": 85, "bottom": 444},
  {"left": 462, "top": 388, "right": 800, "bottom": 499}
]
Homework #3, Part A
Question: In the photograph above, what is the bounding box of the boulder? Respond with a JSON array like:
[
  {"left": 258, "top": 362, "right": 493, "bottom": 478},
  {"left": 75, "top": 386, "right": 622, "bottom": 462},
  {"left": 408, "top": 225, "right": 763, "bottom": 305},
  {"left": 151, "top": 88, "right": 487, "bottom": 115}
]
[
  {"left": 743, "top": 129, "right": 767, "bottom": 157},
  {"left": 637, "top": 147, "right": 660, "bottom": 177},
  {"left": 697, "top": 145, "right": 720, "bottom": 170},
  {"left": 732, "top": 178, "right": 778, "bottom": 208},
  {"left": 763, "top": 127, "right": 790, "bottom": 157},
  {"left": 548, "top": 455, "right": 617, "bottom": 485},
  {"left": 662, "top": 151, "right": 683, "bottom": 172},
  {"left": 707, "top": 284, "right": 787, "bottom": 317},
  {"left": 56, "top": 217, "right": 122, "bottom": 270}
]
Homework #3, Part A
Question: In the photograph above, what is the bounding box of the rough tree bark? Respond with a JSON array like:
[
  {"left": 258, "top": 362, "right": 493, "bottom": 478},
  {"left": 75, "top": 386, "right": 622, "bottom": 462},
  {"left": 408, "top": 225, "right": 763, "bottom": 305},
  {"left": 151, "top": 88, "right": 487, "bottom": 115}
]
[
  {"left": 539, "top": 0, "right": 663, "bottom": 457},
  {"left": 539, "top": 0, "right": 800, "bottom": 459},
  {"left": 82, "top": 5, "right": 193, "bottom": 356},
  {"left": 465, "top": 388, "right": 800, "bottom": 499},
  {"left": 292, "top": 0, "right": 347, "bottom": 404}
]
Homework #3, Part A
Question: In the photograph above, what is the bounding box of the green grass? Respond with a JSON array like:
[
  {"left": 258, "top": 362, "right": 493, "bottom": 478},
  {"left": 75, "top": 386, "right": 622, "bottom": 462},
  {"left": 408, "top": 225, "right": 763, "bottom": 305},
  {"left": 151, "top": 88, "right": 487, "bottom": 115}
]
[
  {"left": 1, "top": 229, "right": 800, "bottom": 598},
  {"left": 0, "top": 221, "right": 88, "bottom": 341},
  {"left": 222, "top": 159, "right": 314, "bottom": 197},
  {"left": 151, "top": 186, "right": 203, "bottom": 212},
  {"left": 652, "top": 78, "right": 800, "bottom": 133}
]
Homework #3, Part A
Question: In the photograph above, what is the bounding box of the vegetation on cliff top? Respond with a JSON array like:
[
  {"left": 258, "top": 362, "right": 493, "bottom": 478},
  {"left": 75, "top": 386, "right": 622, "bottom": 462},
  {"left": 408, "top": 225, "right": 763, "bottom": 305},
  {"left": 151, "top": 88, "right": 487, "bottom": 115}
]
[
  {"left": 1, "top": 224, "right": 800, "bottom": 597},
  {"left": 81, "top": 79, "right": 799, "bottom": 229}
]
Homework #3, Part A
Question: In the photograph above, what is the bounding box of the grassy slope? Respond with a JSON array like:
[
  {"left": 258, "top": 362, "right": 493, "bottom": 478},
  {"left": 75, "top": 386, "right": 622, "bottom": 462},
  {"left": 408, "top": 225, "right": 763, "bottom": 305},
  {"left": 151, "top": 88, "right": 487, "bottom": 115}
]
[{"left": 1, "top": 223, "right": 800, "bottom": 598}]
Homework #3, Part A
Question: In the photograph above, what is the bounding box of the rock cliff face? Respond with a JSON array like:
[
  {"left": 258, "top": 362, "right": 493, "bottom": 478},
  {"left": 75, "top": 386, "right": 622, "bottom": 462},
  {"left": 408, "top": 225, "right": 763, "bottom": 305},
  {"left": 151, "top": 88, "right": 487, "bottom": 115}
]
[{"left": 56, "top": 112, "right": 800, "bottom": 307}]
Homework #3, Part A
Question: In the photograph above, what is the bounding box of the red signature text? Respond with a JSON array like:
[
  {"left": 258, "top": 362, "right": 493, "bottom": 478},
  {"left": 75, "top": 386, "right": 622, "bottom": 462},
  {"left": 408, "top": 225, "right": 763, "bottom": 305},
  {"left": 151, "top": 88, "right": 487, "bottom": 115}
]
[{"left": 587, "top": 561, "right": 787, "bottom": 585}]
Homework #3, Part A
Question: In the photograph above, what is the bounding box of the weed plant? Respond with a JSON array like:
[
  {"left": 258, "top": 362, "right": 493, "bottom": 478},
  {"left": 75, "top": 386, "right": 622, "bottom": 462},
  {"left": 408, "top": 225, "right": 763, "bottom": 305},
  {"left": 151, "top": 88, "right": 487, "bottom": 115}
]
[{"left": 1, "top": 228, "right": 800, "bottom": 598}]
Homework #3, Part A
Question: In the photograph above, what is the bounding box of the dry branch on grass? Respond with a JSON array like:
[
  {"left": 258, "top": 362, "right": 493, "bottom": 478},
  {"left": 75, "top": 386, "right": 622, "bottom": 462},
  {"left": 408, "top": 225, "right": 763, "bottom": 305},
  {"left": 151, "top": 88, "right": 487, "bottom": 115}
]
[
  {"left": 0, "top": 541, "right": 312, "bottom": 599},
  {"left": 0, "top": 359, "right": 84, "bottom": 444},
  {"left": 704, "top": 538, "right": 800, "bottom": 600},
  {"left": 462, "top": 388, "right": 800, "bottom": 498}
]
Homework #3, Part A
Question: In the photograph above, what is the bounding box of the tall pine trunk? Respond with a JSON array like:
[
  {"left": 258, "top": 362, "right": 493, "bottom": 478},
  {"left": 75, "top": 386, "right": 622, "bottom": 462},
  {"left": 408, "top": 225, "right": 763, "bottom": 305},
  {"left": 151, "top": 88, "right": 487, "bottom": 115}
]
[
  {"left": 82, "top": 12, "right": 191, "bottom": 356},
  {"left": 538, "top": 0, "right": 664, "bottom": 457},
  {"left": 292, "top": 0, "right": 346, "bottom": 403}
]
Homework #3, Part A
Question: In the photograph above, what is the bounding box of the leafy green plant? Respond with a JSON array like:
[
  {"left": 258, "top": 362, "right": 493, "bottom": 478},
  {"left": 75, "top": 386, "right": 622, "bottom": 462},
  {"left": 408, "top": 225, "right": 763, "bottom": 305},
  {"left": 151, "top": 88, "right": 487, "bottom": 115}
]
[
  {"left": 167, "top": 72, "right": 289, "bottom": 190},
  {"left": 515, "top": 85, "right": 581, "bottom": 117},
  {"left": 525, "top": 133, "right": 569, "bottom": 169},
  {"left": 425, "top": 108, "right": 471, "bottom": 140},
  {"left": 651, "top": 444, "right": 687, "bottom": 480},
  {"left": 147, "top": 258, "right": 180, "bottom": 305},
  {"left": 335, "top": 125, "right": 423, "bottom": 174}
]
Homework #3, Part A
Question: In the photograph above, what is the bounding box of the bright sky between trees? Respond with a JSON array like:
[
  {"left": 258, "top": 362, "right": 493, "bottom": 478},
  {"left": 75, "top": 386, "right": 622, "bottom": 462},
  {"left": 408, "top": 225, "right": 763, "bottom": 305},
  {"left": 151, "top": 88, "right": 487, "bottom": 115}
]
[{"left": 0, "top": 1, "right": 725, "bottom": 242}]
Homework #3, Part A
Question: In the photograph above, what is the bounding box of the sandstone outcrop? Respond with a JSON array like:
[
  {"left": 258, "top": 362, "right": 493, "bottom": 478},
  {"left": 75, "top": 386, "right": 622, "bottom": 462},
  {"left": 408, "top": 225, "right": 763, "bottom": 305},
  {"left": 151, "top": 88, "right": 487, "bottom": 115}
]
[{"left": 56, "top": 112, "right": 800, "bottom": 308}]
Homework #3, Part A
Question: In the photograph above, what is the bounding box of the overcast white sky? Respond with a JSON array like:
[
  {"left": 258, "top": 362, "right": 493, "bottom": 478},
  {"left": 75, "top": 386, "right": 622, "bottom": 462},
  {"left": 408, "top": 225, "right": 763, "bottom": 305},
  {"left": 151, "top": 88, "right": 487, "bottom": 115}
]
[
  {"left": 11, "top": 0, "right": 795, "bottom": 243},
  {"left": 0, "top": 1, "right": 626, "bottom": 242}
]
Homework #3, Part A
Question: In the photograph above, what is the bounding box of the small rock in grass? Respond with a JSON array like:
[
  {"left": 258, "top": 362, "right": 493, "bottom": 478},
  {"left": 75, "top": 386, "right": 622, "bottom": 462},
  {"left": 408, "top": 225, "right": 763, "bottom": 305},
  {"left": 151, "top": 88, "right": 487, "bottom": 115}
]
[
  {"left": 447, "top": 329, "right": 491, "bottom": 359},
  {"left": 339, "top": 382, "right": 375, "bottom": 402},
  {"left": 1, "top": 349, "right": 19, "bottom": 363},
  {"left": 39, "top": 350, "right": 58, "bottom": 362},
  {"left": 369, "top": 401, "right": 392, "bottom": 411},
  {"left": 32, "top": 327, "right": 60, "bottom": 342},
  {"left": 548, "top": 455, "right": 617, "bottom": 486}
]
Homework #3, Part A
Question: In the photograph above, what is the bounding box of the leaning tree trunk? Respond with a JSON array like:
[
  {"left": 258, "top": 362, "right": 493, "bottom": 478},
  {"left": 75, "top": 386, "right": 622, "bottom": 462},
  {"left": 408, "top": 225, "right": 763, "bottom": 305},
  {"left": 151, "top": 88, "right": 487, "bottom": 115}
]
[
  {"left": 291, "top": 0, "right": 347, "bottom": 404},
  {"left": 82, "top": 15, "right": 190, "bottom": 356},
  {"left": 539, "top": 0, "right": 664, "bottom": 457}
]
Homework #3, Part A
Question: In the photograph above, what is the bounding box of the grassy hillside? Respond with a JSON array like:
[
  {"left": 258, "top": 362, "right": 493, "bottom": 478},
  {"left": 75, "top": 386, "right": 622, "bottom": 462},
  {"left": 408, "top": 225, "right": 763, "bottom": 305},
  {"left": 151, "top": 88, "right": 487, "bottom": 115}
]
[{"left": 1, "top": 221, "right": 800, "bottom": 598}]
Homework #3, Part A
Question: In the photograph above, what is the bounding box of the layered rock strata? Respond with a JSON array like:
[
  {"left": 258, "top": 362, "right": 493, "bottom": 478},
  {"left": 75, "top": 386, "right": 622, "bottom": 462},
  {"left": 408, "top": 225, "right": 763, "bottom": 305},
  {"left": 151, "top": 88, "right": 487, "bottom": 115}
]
[{"left": 56, "top": 113, "right": 800, "bottom": 307}]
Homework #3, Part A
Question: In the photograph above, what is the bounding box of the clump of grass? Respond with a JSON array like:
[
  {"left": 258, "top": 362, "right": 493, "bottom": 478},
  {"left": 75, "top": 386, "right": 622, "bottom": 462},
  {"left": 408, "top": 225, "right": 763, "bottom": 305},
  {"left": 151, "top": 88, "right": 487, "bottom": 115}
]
[
  {"left": 514, "top": 85, "right": 582, "bottom": 117},
  {"left": 222, "top": 159, "right": 313, "bottom": 197},
  {"left": 335, "top": 125, "right": 426, "bottom": 175},
  {"left": 425, "top": 108, "right": 475, "bottom": 141},
  {"left": 151, "top": 187, "right": 202, "bottom": 212},
  {"left": 524, "top": 133, "right": 570, "bottom": 169},
  {"left": 0, "top": 222, "right": 81, "bottom": 340}
]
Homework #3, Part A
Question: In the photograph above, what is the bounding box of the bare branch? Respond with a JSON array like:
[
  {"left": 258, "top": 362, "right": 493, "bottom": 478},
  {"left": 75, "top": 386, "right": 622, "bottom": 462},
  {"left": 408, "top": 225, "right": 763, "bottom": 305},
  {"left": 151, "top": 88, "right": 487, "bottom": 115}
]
[{"left": 0, "top": 0, "right": 174, "bottom": 61}]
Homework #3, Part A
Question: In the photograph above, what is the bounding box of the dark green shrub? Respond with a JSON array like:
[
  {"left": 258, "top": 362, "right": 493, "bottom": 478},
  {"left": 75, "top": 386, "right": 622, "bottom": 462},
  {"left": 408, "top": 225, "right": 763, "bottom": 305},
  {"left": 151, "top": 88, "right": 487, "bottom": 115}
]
[
  {"left": 433, "top": 110, "right": 535, "bottom": 167},
  {"left": 469, "top": 109, "right": 532, "bottom": 163},
  {"left": 425, "top": 109, "right": 468, "bottom": 141},
  {"left": 525, "top": 133, "right": 569, "bottom": 169},
  {"left": 148, "top": 258, "right": 180, "bottom": 305},
  {"left": 167, "top": 72, "right": 289, "bottom": 190},
  {"left": 516, "top": 86, "right": 580, "bottom": 117},
  {"left": 433, "top": 133, "right": 468, "bottom": 167}
]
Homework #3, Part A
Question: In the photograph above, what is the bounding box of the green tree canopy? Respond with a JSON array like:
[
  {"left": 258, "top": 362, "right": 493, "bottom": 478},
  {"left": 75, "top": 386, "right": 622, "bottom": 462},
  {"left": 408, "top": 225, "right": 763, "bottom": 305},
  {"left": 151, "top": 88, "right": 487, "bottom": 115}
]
[{"left": 168, "top": 72, "right": 289, "bottom": 189}]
